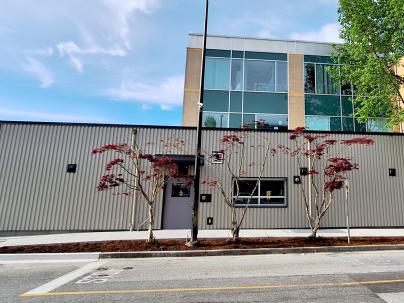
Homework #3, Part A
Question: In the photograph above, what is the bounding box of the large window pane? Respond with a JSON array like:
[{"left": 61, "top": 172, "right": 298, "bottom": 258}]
[
  {"left": 204, "top": 58, "right": 230, "bottom": 90},
  {"left": 234, "top": 179, "right": 287, "bottom": 207},
  {"left": 276, "top": 61, "right": 288, "bottom": 92},
  {"left": 255, "top": 114, "right": 288, "bottom": 129},
  {"left": 305, "top": 116, "right": 330, "bottom": 131},
  {"left": 244, "top": 60, "right": 275, "bottom": 92},
  {"left": 202, "top": 112, "right": 228, "bottom": 128},
  {"left": 231, "top": 60, "right": 243, "bottom": 90},
  {"left": 235, "top": 180, "right": 258, "bottom": 196},
  {"left": 355, "top": 120, "right": 367, "bottom": 132},
  {"left": 243, "top": 114, "right": 255, "bottom": 128},
  {"left": 367, "top": 118, "right": 390, "bottom": 132},
  {"left": 342, "top": 117, "right": 355, "bottom": 131},
  {"left": 229, "top": 114, "right": 242, "bottom": 128},
  {"left": 316, "top": 64, "right": 339, "bottom": 95},
  {"left": 304, "top": 63, "right": 315, "bottom": 93},
  {"left": 260, "top": 180, "right": 285, "bottom": 197}
]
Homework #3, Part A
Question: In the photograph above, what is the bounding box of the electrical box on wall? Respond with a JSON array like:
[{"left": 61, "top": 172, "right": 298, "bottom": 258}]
[
  {"left": 200, "top": 194, "right": 212, "bottom": 202},
  {"left": 300, "top": 167, "right": 308, "bottom": 176},
  {"left": 67, "top": 164, "right": 77, "bottom": 173},
  {"left": 207, "top": 217, "right": 213, "bottom": 225},
  {"left": 389, "top": 168, "right": 396, "bottom": 177}
]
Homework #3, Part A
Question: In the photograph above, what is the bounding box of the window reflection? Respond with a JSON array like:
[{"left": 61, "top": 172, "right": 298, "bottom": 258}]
[
  {"left": 231, "top": 60, "right": 243, "bottom": 90},
  {"left": 244, "top": 60, "right": 275, "bottom": 92},
  {"left": 276, "top": 61, "right": 288, "bottom": 92},
  {"left": 202, "top": 112, "right": 229, "bottom": 128},
  {"left": 204, "top": 58, "right": 230, "bottom": 90},
  {"left": 305, "top": 116, "right": 330, "bottom": 131}
]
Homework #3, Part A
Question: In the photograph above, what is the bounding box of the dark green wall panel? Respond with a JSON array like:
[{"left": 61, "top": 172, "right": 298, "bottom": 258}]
[
  {"left": 245, "top": 52, "right": 287, "bottom": 61},
  {"left": 244, "top": 93, "right": 288, "bottom": 114},
  {"left": 206, "top": 49, "right": 231, "bottom": 58},
  {"left": 204, "top": 90, "right": 229, "bottom": 112},
  {"left": 230, "top": 92, "right": 242, "bottom": 112},
  {"left": 342, "top": 96, "right": 354, "bottom": 116},
  {"left": 305, "top": 94, "right": 341, "bottom": 116}
]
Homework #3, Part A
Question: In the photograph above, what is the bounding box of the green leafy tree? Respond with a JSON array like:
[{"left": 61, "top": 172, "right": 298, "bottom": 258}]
[{"left": 334, "top": 0, "right": 404, "bottom": 126}]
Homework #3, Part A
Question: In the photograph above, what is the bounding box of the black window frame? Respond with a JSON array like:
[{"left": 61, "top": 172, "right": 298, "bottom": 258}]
[{"left": 232, "top": 178, "right": 288, "bottom": 208}]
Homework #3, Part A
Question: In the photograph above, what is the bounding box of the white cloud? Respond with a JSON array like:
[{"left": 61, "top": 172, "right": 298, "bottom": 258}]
[
  {"left": 101, "top": 0, "right": 160, "bottom": 48},
  {"left": 22, "top": 57, "right": 54, "bottom": 88},
  {"left": 106, "top": 75, "right": 184, "bottom": 110},
  {"left": 290, "top": 22, "right": 343, "bottom": 43},
  {"left": 57, "top": 41, "right": 126, "bottom": 73},
  {"left": 0, "top": 108, "right": 112, "bottom": 123}
]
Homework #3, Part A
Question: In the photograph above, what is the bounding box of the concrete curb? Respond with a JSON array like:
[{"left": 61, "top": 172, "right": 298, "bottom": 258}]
[{"left": 99, "top": 244, "right": 404, "bottom": 259}]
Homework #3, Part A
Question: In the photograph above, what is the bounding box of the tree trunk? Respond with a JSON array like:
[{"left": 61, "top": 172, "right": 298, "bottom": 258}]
[
  {"left": 147, "top": 204, "right": 156, "bottom": 244},
  {"left": 231, "top": 226, "right": 240, "bottom": 242},
  {"left": 310, "top": 222, "right": 319, "bottom": 238},
  {"left": 231, "top": 208, "right": 240, "bottom": 242}
]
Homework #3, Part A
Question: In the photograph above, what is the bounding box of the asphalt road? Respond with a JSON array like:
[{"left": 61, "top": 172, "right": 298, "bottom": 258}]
[{"left": 3, "top": 251, "right": 404, "bottom": 302}]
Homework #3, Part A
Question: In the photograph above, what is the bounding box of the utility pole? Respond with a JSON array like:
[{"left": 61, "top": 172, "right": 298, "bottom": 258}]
[{"left": 190, "top": 0, "right": 209, "bottom": 245}]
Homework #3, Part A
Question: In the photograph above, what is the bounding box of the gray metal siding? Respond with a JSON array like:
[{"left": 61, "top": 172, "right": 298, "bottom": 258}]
[
  {"left": 1, "top": 123, "right": 404, "bottom": 232},
  {"left": 196, "top": 131, "right": 404, "bottom": 229},
  {"left": 133, "top": 127, "right": 197, "bottom": 230},
  {"left": 0, "top": 123, "right": 133, "bottom": 231}
]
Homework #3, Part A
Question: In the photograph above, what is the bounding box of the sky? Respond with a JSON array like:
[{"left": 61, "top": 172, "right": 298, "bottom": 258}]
[{"left": 0, "top": 0, "right": 341, "bottom": 126}]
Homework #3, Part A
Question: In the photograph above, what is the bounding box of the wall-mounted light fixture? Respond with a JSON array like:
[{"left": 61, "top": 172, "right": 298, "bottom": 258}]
[
  {"left": 293, "top": 176, "right": 301, "bottom": 184},
  {"left": 200, "top": 194, "right": 212, "bottom": 202},
  {"left": 207, "top": 217, "right": 213, "bottom": 225}
]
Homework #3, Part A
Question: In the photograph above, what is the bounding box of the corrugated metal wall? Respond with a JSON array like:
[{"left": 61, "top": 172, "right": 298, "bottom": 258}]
[
  {"left": 0, "top": 123, "right": 134, "bottom": 231},
  {"left": 133, "top": 127, "right": 197, "bottom": 230},
  {"left": 1, "top": 122, "right": 404, "bottom": 232},
  {"left": 135, "top": 128, "right": 404, "bottom": 230}
]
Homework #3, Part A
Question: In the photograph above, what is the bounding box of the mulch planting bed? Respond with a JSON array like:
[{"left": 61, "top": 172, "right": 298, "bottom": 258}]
[{"left": 2, "top": 236, "right": 404, "bottom": 254}]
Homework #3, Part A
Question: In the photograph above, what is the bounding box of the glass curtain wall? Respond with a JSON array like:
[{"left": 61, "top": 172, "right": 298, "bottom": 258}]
[
  {"left": 304, "top": 56, "right": 389, "bottom": 132},
  {"left": 203, "top": 50, "right": 288, "bottom": 129}
]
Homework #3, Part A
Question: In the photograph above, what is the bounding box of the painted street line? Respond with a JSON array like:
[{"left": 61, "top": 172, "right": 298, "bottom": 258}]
[
  {"left": 20, "top": 277, "right": 404, "bottom": 297},
  {"left": 22, "top": 261, "right": 108, "bottom": 295},
  {"left": 377, "top": 292, "right": 404, "bottom": 303},
  {"left": 0, "top": 253, "right": 100, "bottom": 264}
]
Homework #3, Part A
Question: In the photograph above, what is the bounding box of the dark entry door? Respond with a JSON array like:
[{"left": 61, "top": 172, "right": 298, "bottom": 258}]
[{"left": 163, "top": 178, "right": 194, "bottom": 229}]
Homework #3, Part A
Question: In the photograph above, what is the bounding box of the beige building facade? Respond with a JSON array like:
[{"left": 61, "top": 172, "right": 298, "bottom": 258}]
[{"left": 183, "top": 34, "right": 393, "bottom": 133}]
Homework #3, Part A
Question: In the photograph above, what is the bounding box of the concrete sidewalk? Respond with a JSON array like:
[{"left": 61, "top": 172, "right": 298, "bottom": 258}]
[{"left": 2, "top": 228, "right": 404, "bottom": 248}]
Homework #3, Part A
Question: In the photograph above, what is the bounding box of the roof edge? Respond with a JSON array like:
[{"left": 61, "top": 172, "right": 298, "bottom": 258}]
[{"left": 189, "top": 33, "right": 343, "bottom": 46}]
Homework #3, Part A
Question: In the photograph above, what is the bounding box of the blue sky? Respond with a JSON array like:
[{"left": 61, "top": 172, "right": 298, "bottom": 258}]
[{"left": 0, "top": 0, "right": 341, "bottom": 126}]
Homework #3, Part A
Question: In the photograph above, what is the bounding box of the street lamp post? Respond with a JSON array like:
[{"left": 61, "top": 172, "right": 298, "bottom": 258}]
[{"left": 190, "top": 0, "right": 209, "bottom": 245}]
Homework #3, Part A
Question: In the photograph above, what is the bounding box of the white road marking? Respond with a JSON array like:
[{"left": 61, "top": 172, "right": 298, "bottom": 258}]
[
  {"left": 22, "top": 261, "right": 108, "bottom": 295},
  {"left": 0, "top": 253, "right": 100, "bottom": 264},
  {"left": 377, "top": 292, "right": 404, "bottom": 303},
  {"left": 76, "top": 269, "right": 123, "bottom": 284}
]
